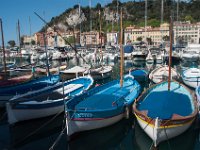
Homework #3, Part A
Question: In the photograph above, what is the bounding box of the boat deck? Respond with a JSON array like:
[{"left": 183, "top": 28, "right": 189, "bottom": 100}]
[
  {"left": 138, "top": 82, "right": 194, "bottom": 119},
  {"left": 75, "top": 81, "right": 133, "bottom": 110}
]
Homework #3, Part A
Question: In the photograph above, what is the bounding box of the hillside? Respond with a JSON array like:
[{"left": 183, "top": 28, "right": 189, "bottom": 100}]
[{"left": 41, "top": 0, "right": 200, "bottom": 32}]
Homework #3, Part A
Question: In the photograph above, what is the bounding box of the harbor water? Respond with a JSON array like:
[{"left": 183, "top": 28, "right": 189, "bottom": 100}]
[{"left": 0, "top": 57, "right": 200, "bottom": 150}]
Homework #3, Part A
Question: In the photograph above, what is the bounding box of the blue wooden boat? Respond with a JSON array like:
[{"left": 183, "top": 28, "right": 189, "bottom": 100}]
[
  {"left": 0, "top": 75, "right": 60, "bottom": 106},
  {"left": 6, "top": 76, "right": 94, "bottom": 124},
  {"left": 133, "top": 81, "right": 198, "bottom": 147},
  {"left": 66, "top": 74, "right": 141, "bottom": 136},
  {"left": 129, "top": 68, "right": 148, "bottom": 82}
]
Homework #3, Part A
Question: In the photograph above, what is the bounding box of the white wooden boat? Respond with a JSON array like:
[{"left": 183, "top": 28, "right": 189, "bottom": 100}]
[
  {"left": 60, "top": 66, "right": 89, "bottom": 81},
  {"left": 6, "top": 76, "right": 94, "bottom": 124},
  {"left": 182, "top": 68, "right": 200, "bottom": 88},
  {"left": 89, "top": 65, "right": 112, "bottom": 80},
  {"left": 149, "top": 65, "right": 179, "bottom": 83},
  {"left": 133, "top": 81, "right": 198, "bottom": 147}
]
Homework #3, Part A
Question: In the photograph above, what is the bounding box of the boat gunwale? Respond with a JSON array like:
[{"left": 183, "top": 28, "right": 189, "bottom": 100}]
[{"left": 133, "top": 80, "right": 198, "bottom": 124}]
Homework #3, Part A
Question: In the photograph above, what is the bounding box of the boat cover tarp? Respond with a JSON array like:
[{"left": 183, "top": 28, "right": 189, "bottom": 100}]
[
  {"left": 124, "top": 45, "right": 134, "bottom": 53},
  {"left": 138, "top": 82, "right": 194, "bottom": 119}
]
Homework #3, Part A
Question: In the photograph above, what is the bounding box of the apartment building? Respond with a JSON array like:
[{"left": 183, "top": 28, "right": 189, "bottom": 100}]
[
  {"left": 124, "top": 23, "right": 169, "bottom": 46},
  {"left": 173, "top": 21, "right": 200, "bottom": 45}
]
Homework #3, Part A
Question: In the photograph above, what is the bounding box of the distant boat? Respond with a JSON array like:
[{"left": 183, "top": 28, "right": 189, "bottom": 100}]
[
  {"left": 181, "top": 68, "right": 200, "bottom": 88},
  {"left": 0, "top": 73, "right": 33, "bottom": 88},
  {"left": 60, "top": 66, "right": 89, "bottom": 81},
  {"left": 146, "top": 52, "right": 154, "bottom": 64},
  {"left": 129, "top": 68, "right": 148, "bottom": 82},
  {"left": 149, "top": 65, "right": 179, "bottom": 83},
  {"left": 66, "top": 74, "right": 141, "bottom": 137},
  {"left": 0, "top": 75, "right": 59, "bottom": 106},
  {"left": 133, "top": 81, "right": 198, "bottom": 147},
  {"left": 6, "top": 76, "right": 94, "bottom": 124},
  {"left": 0, "top": 61, "right": 16, "bottom": 71},
  {"left": 89, "top": 65, "right": 112, "bottom": 80},
  {"left": 35, "top": 65, "right": 67, "bottom": 75}
]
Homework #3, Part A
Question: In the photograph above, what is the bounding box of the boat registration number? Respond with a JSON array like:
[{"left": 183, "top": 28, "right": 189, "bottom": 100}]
[{"left": 78, "top": 113, "right": 93, "bottom": 118}]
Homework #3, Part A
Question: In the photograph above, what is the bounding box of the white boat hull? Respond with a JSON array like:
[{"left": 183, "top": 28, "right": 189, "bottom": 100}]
[
  {"left": 6, "top": 101, "right": 64, "bottom": 124},
  {"left": 136, "top": 116, "right": 193, "bottom": 147},
  {"left": 183, "top": 79, "right": 200, "bottom": 89},
  {"left": 66, "top": 113, "right": 124, "bottom": 137}
]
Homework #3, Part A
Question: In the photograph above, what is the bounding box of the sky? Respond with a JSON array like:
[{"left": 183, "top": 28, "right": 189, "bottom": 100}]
[{"left": 0, "top": 0, "right": 130, "bottom": 46}]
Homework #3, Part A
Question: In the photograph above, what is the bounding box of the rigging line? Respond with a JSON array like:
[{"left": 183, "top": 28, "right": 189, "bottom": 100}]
[
  {"left": 13, "top": 109, "right": 64, "bottom": 147},
  {"left": 34, "top": 12, "right": 89, "bottom": 65}
]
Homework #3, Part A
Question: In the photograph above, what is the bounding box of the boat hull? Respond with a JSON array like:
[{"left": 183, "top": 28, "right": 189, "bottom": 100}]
[
  {"left": 6, "top": 101, "right": 64, "bottom": 124},
  {"left": 66, "top": 113, "right": 124, "bottom": 137},
  {"left": 135, "top": 114, "right": 194, "bottom": 147},
  {"left": 183, "top": 78, "right": 200, "bottom": 88}
]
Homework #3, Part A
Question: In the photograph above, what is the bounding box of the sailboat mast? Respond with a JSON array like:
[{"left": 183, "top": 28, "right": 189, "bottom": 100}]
[
  {"left": 17, "top": 19, "right": 21, "bottom": 53},
  {"left": 145, "top": 0, "right": 147, "bottom": 42},
  {"left": 120, "top": 8, "right": 124, "bottom": 88},
  {"left": 0, "top": 18, "right": 7, "bottom": 76},
  {"left": 161, "top": 0, "right": 164, "bottom": 43},
  {"left": 99, "top": 10, "right": 103, "bottom": 63},
  {"left": 29, "top": 16, "right": 32, "bottom": 47},
  {"left": 168, "top": 16, "right": 173, "bottom": 91}
]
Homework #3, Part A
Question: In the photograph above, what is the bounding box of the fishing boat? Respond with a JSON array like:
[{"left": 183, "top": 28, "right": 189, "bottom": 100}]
[
  {"left": 149, "top": 65, "right": 179, "bottom": 83},
  {"left": 181, "top": 68, "right": 200, "bottom": 88},
  {"left": 66, "top": 10, "right": 141, "bottom": 137},
  {"left": 89, "top": 65, "right": 112, "bottom": 80},
  {"left": 60, "top": 66, "right": 89, "bottom": 81},
  {"left": 129, "top": 68, "right": 148, "bottom": 82},
  {"left": 35, "top": 65, "right": 67, "bottom": 75},
  {"left": 6, "top": 76, "right": 93, "bottom": 124},
  {"left": 0, "top": 73, "right": 33, "bottom": 87},
  {"left": 66, "top": 74, "right": 141, "bottom": 137},
  {"left": 0, "top": 75, "right": 59, "bottom": 106},
  {"left": 133, "top": 81, "right": 198, "bottom": 146},
  {"left": 133, "top": 17, "right": 198, "bottom": 147}
]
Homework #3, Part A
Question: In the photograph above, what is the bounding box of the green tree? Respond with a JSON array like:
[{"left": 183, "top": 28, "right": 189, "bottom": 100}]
[
  {"left": 65, "top": 36, "right": 75, "bottom": 45},
  {"left": 163, "top": 35, "right": 170, "bottom": 41},
  {"left": 137, "top": 37, "right": 142, "bottom": 41},
  {"left": 185, "top": 15, "right": 194, "bottom": 23},
  {"left": 31, "top": 40, "right": 36, "bottom": 45},
  {"left": 8, "top": 40, "right": 16, "bottom": 47}
]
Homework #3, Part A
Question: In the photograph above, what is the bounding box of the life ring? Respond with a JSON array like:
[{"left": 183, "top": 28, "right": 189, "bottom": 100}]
[{"left": 124, "top": 106, "right": 129, "bottom": 119}]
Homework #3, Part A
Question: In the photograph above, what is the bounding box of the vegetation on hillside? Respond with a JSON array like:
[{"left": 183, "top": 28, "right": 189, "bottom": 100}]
[{"left": 41, "top": 0, "right": 200, "bottom": 33}]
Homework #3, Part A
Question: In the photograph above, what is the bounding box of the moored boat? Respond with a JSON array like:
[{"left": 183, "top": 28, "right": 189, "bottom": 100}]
[
  {"left": 66, "top": 74, "right": 141, "bottom": 137},
  {"left": 0, "top": 75, "right": 59, "bottom": 106},
  {"left": 133, "top": 81, "right": 198, "bottom": 147},
  {"left": 181, "top": 68, "right": 200, "bottom": 88},
  {"left": 129, "top": 68, "right": 148, "bottom": 82},
  {"left": 149, "top": 65, "right": 179, "bottom": 83},
  {"left": 6, "top": 76, "right": 94, "bottom": 124}
]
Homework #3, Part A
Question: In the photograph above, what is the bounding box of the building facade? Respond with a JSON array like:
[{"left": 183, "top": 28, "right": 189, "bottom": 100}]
[
  {"left": 173, "top": 21, "right": 200, "bottom": 45},
  {"left": 124, "top": 23, "right": 169, "bottom": 46},
  {"left": 106, "top": 32, "right": 119, "bottom": 46},
  {"left": 80, "top": 31, "right": 105, "bottom": 47}
]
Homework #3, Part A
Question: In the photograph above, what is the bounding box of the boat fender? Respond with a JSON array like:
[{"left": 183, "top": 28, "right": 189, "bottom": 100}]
[{"left": 124, "top": 105, "right": 129, "bottom": 119}]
